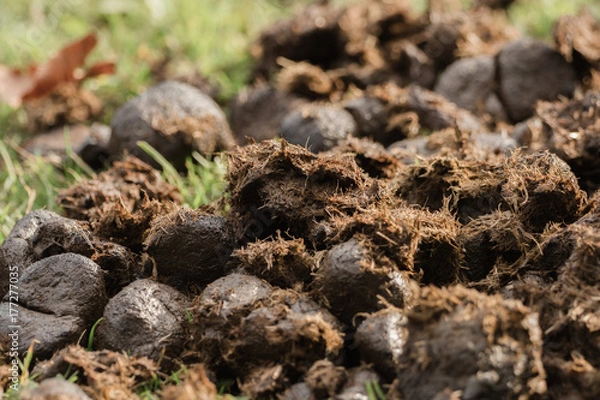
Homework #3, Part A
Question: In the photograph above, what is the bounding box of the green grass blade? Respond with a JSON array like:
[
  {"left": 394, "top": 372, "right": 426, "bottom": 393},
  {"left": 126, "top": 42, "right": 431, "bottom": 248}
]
[{"left": 87, "top": 317, "right": 104, "bottom": 351}]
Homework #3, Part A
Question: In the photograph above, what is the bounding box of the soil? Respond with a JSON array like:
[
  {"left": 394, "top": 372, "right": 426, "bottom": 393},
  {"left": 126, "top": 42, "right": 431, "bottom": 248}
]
[{"left": 4, "top": 0, "right": 600, "bottom": 399}]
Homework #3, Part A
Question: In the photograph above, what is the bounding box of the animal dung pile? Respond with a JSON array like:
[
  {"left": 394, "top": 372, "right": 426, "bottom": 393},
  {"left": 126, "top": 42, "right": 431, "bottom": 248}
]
[{"left": 3, "top": 0, "right": 600, "bottom": 399}]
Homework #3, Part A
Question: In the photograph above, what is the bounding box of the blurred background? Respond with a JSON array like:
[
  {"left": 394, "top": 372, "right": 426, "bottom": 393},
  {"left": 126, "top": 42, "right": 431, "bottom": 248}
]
[{"left": 1, "top": 0, "right": 598, "bottom": 104}]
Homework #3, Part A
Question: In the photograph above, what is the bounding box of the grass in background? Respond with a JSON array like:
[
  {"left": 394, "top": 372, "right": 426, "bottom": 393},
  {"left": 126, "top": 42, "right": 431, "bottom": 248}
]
[
  {"left": 0, "top": 0, "right": 315, "bottom": 100},
  {"left": 509, "top": 0, "right": 600, "bottom": 39},
  {"left": 0, "top": 0, "right": 319, "bottom": 241},
  {"left": 0, "top": 137, "right": 94, "bottom": 239},
  {"left": 138, "top": 141, "right": 227, "bottom": 209},
  {"left": 0, "top": 0, "right": 599, "bottom": 243}
]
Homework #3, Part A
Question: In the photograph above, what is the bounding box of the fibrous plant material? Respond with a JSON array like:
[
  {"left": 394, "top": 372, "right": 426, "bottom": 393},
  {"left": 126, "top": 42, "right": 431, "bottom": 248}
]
[
  {"left": 251, "top": 4, "right": 346, "bottom": 80},
  {"left": 160, "top": 364, "right": 217, "bottom": 400},
  {"left": 554, "top": 10, "right": 600, "bottom": 89},
  {"left": 328, "top": 136, "right": 404, "bottom": 179},
  {"left": 4, "top": 0, "right": 600, "bottom": 398},
  {"left": 458, "top": 210, "right": 537, "bottom": 285},
  {"left": 357, "top": 286, "right": 546, "bottom": 399},
  {"left": 315, "top": 204, "right": 463, "bottom": 282},
  {"left": 24, "top": 82, "right": 104, "bottom": 132},
  {"left": 191, "top": 273, "right": 344, "bottom": 383},
  {"left": 508, "top": 207, "right": 600, "bottom": 397},
  {"left": 228, "top": 289, "right": 344, "bottom": 373},
  {"left": 276, "top": 60, "right": 334, "bottom": 100},
  {"left": 230, "top": 235, "right": 316, "bottom": 289},
  {"left": 57, "top": 156, "right": 182, "bottom": 248},
  {"left": 365, "top": 83, "right": 484, "bottom": 145},
  {"left": 388, "top": 128, "right": 517, "bottom": 163},
  {"left": 311, "top": 204, "right": 461, "bottom": 323},
  {"left": 393, "top": 150, "right": 587, "bottom": 229},
  {"left": 534, "top": 91, "right": 600, "bottom": 193},
  {"left": 225, "top": 140, "right": 375, "bottom": 245},
  {"left": 32, "top": 345, "right": 157, "bottom": 400}
]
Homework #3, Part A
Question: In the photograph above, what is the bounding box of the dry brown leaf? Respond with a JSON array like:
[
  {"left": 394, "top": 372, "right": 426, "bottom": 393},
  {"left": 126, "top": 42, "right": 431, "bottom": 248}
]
[
  {"left": 0, "top": 32, "right": 115, "bottom": 108},
  {"left": 0, "top": 66, "right": 34, "bottom": 107}
]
